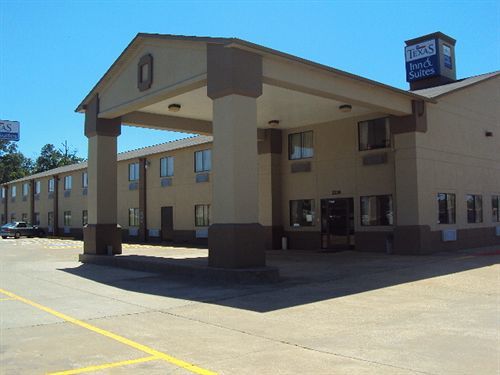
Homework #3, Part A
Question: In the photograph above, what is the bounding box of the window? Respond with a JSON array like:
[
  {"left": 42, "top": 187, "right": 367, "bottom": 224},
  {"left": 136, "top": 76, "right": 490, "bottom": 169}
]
[
  {"left": 466, "top": 194, "right": 483, "bottom": 223},
  {"left": 288, "top": 131, "right": 313, "bottom": 160},
  {"left": 21, "top": 213, "right": 28, "bottom": 222},
  {"left": 82, "top": 172, "right": 88, "bottom": 188},
  {"left": 492, "top": 195, "right": 500, "bottom": 222},
  {"left": 10, "top": 213, "right": 16, "bottom": 221},
  {"left": 48, "top": 178, "right": 55, "bottom": 193},
  {"left": 64, "top": 175, "right": 72, "bottom": 190},
  {"left": 82, "top": 210, "right": 88, "bottom": 226},
  {"left": 48, "top": 212, "right": 53, "bottom": 228},
  {"left": 358, "top": 117, "right": 391, "bottom": 151},
  {"left": 128, "top": 208, "right": 140, "bottom": 227},
  {"left": 160, "top": 156, "right": 174, "bottom": 177},
  {"left": 11, "top": 185, "right": 16, "bottom": 198},
  {"left": 64, "top": 211, "right": 72, "bottom": 227},
  {"left": 289, "top": 200, "right": 315, "bottom": 227},
  {"left": 1, "top": 187, "right": 5, "bottom": 198},
  {"left": 195, "top": 204, "right": 210, "bottom": 227},
  {"left": 129, "top": 163, "right": 140, "bottom": 181},
  {"left": 34, "top": 213, "right": 40, "bottom": 226},
  {"left": 437, "top": 193, "right": 456, "bottom": 224},
  {"left": 360, "top": 195, "right": 393, "bottom": 226},
  {"left": 34, "top": 181, "right": 41, "bottom": 194},
  {"left": 22, "top": 183, "right": 29, "bottom": 196},
  {"left": 194, "top": 150, "right": 211, "bottom": 172}
]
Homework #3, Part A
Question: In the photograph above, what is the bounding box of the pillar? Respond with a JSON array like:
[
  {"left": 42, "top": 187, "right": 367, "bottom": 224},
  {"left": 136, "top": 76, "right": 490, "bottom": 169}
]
[
  {"left": 83, "top": 95, "right": 122, "bottom": 255},
  {"left": 207, "top": 44, "right": 265, "bottom": 268}
]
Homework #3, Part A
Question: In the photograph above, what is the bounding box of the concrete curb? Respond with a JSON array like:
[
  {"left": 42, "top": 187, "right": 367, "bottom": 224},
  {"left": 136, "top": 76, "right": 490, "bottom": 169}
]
[{"left": 79, "top": 254, "right": 280, "bottom": 283}]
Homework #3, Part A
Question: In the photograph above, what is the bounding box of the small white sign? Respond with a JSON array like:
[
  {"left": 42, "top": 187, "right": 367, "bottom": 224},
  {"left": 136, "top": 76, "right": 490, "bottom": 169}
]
[
  {"left": 405, "top": 39, "right": 436, "bottom": 62},
  {"left": 0, "top": 120, "right": 20, "bottom": 141}
]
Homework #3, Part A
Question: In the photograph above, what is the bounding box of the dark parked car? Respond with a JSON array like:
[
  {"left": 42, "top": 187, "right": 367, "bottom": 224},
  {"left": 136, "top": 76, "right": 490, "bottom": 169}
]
[{"left": 0, "top": 222, "right": 45, "bottom": 239}]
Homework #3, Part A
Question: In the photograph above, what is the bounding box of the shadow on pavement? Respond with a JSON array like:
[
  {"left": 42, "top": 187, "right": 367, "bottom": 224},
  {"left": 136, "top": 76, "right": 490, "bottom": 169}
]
[{"left": 60, "top": 249, "right": 499, "bottom": 313}]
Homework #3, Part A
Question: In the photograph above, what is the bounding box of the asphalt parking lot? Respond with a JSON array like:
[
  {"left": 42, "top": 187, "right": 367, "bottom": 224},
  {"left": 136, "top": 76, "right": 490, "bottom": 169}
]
[{"left": 0, "top": 237, "right": 498, "bottom": 374}]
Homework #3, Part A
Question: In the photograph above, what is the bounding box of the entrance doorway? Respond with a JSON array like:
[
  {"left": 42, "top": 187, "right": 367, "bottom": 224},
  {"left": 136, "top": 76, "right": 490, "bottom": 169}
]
[
  {"left": 160, "top": 206, "right": 174, "bottom": 241},
  {"left": 321, "top": 198, "right": 355, "bottom": 250}
]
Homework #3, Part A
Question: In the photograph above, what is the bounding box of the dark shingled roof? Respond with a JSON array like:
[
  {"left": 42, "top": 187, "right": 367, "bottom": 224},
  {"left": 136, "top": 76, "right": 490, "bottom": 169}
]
[{"left": 6, "top": 135, "right": 212, "bottom": 185}]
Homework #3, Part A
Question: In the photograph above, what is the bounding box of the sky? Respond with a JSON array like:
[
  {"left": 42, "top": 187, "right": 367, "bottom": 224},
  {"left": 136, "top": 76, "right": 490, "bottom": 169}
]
[{"left": 0, "top": 0, "right": 498, "bottom": 160}]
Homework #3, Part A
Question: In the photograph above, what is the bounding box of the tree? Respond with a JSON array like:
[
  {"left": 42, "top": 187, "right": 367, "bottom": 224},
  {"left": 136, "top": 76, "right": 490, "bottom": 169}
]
[
  {"left": 0, "top": 140, "right": 33, "bottom": 184},
  {"left": 33, "top": 142, "right": 84, "bottom": 173}
]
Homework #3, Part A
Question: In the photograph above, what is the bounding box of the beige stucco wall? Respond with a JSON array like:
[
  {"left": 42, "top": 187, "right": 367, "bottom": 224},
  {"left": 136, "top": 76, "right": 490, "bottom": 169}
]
[
  {"left": 33, "top": 176, "right": 54, "bottom": 228},
  {"left": 281, "top": 113, "right": 395, "bottom": 234},
  {"left": 57, "top": 170, "right": 88, "bottom": 230},
  {"left": 4, "top": 182, "right": 31, "bottom": 222},
  {"left": 413, "top": 76, "right": 500, "bottom": 231},
  {"left": 99, "top": 40, "right": 207, "bottom": 118}
]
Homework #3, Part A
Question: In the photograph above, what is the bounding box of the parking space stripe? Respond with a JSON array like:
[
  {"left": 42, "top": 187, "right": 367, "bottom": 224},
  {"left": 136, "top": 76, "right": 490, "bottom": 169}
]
[
  {"left": 47, "top": 356, "right": 159, "bottom": 375},
  {"left": 0, "top": 288, "right": 217, "bottom": 375}
]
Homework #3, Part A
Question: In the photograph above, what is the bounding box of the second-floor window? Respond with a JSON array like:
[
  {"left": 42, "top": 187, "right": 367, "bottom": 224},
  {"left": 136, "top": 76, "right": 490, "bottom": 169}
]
[
  {"left": 289, "top": 131, "right": 313, "bottom": 160},
  {"left": 82, "top": 172, "right": 88, "bottom": 188},
  {"left": 358, "top": 117, "right": 391, "bottom": 150},
  {"left": 48, "top": 178, "right": 55, "bottom": 193},
  {"left": 64, "top": 175, "right": 72, "bottom": 190},
  {"left": 22, "top": 183, "right": 29, "bottom": 196},
  {"left": 129, "top": 163, "right": 140, "bottom": 181},
  {"left": 160, "top": 156, "right": 174, "bottom": 177},
  {"left": 11, "top": 185, "right": 16, "bottom": 198},
  {"left": 34, "top": 181, "right": 41, "bottom": 194},
  {"left": 194, "top": 150, "right": 211, "bottom": 172},
  {"left": 1, "top": 187, "right": 5, "bottom": 199}
]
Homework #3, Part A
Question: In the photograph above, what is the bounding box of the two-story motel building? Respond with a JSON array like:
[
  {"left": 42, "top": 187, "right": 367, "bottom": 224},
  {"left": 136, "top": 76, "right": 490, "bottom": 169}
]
[{"left": 1, "top": 32, "right": 499, "bottom": 268}]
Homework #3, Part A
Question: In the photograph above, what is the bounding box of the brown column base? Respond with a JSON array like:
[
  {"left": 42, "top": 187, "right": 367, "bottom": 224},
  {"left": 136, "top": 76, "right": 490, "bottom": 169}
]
[
  {"left": 83, "top": 224, "right": 122, "bottom": 255},
  {"left": 393, "top": 225, "right": 432, "bottom": 254},
  {"left": 208, "top": 223, "right": 265, "bottom": 268}
]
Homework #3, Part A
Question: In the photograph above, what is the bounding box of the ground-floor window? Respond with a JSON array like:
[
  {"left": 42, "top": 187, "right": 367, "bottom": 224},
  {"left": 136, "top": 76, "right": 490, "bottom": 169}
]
[
  {"left": 360, "top": 195, "right": 393, "bottom": 226},
  {"left": 466, "top": 194, "right": 483, "bottom": 223},
  {"left": 82, "top": 210, "right": 88, "bottom": 226},
  {"left": 195, "top": 204, "right": 210, "bottom": 226},
  {"left": 290, "top": 199, "right": 315, "bottom": 227},
  {"left": 64, "top": 211, "right": 72, "bottom": 227},
  {"left": 10, "top": 213, "right": 16, "bottom": 222},
  {"left": 21, "top": 213, "right": 28, "bottom": 222},
  {"left": 128, "top": 208, "right": 140, "bottom": 227},
  {"left": 492, "top": 195, "right": 500, "bottom": 222},
  {"left": 438, "top": 193, "right": 456, "bottom": 224},
  {"left": 34, "top": 212, "right": 40, "bottom": 226}
]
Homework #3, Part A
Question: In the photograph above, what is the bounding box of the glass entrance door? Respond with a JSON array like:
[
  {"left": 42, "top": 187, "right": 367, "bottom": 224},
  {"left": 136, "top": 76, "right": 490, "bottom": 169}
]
[{"left": 321, "top": 198, "right": 355, "bottom": 250}]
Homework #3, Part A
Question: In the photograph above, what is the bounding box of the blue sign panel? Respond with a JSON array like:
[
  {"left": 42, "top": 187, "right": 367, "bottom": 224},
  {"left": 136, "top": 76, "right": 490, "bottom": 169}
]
[
  {"left": 0, "top": 120, "right": 20, "bottom": 141},
  {"left": 405, "top": 39, "right": 440, "bottom": 82}
]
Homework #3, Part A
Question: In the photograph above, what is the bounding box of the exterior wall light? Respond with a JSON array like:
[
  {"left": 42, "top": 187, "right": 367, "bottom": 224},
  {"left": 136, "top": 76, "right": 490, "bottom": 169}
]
[
  {"left": 339, "top": 104, "right": 352, "bottom": 113},
  {"left": 168, "top": 104, "right": 181, "bottom": 112},
  {"left": 485, "top": 131, "right": 493, "bottom": 137},
  {"left": 268, "top": 120, "right": 280, "bottom": 127}
]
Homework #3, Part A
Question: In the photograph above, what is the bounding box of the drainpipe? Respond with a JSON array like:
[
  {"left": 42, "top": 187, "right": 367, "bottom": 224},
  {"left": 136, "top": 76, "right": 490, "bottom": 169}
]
[{"left": 138, "top": 158, "right": 148, "bottom": 242}]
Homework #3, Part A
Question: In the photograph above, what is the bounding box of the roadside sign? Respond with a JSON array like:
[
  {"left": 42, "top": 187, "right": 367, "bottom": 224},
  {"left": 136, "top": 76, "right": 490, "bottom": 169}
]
[{"left": 0, "top": 120, "right": 20, "bottom": 141}]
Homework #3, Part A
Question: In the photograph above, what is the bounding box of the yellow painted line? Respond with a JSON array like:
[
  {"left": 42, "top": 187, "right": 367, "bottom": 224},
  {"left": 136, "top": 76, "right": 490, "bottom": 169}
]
[
  {"left": 0, "top": 288, "right": 217, "bottom": 375},
  {"left": 47, "top": 356, "right": 158, "bottom": 375}
]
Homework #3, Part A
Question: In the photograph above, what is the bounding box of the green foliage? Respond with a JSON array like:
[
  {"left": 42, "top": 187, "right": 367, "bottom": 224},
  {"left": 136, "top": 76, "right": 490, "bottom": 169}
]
[
  {"left": 0, "top": 141, "right": 33, "bottom": 184},
  {"left": 33, "top": 142, "right": 84, "bottom": 173}
]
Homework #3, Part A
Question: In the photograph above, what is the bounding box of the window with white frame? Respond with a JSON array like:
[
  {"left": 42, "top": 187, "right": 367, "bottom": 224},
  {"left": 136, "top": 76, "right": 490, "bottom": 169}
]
[
  {"left": 128, "top": 208, "right": 140, "bottom": 227},
  {"left": 492, "top": 195, "right": 500, "bottom": 223},
  {"left": 82, "top": 172, "right": 88, "bottom": 188},
  {"left": 22, "top": 183, "right": 29, "bottom": 196},
  {"left": 129, "top": 163, "right": 140, "bottom": 181},
  {"left": 437, "top": 193, "right": 456, "bottom": 224},
  {"left": 466, "top": 194, "right": 483, "bottom": 223},
  {"left": 288, "top": 131, "right": 314, "bottom": 160},
  {"left": 34, "top": 181, "right": 41, "bottom": 194},
  {"left": 194, "top": 150, "right": 211, "bottom": 172},
  {"left": 358, "top": 117, "right": 391, "bottom": 151},
  {"left": 48, "top": 178, "right": 55, "bottom": 193},
  {"left": 195, "top": 205, "right": 210, "bottom": 226},
  {"left": 1, "top": 187, "right": 6, "bottom": 198},
  {"left": 160, "top": 156, "right": 174, "bottom": 177},
  {"left": 64, "top": 175, "right": 72, "bottom": 190},
  {"left": 11, "top": 185, "right": 16, "bottom": 198}
]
